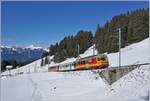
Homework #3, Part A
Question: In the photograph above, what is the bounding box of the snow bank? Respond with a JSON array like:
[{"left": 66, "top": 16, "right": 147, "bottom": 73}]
[
  {"left": 108, "top": 38, "right": 149, "bottom": 67},
  {"left": 105, "top": 64, "right": 150, "bottom": 100},
  {"left": 1, "top": 38, "right": 149, "bottom": 101},
  {"left": 1, "top": 56, "right": 54, "bottom": 76},
  {"left": 79, "top": 44, "right": 98, "bottom": 58},
  {"left": 2, "top": 38, "right": 149, "bottom": 76},
  {"left": 1, "top": 71, "right": 108, "bottom": 101},
  {"left": 1, "top": 64, "right": 150, "bottom": 101},
  {"left": 1, "top": 74, "right": 34, "bottom": 101}
]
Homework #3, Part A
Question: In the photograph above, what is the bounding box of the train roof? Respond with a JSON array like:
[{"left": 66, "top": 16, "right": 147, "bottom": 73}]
[{"left": 76, "top": 54, "right": 107, "bottom": 61}]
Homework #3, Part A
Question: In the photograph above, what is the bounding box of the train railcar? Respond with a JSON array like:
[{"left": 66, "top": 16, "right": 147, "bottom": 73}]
[
  {"left": 59, "top": 62, "right": 75, "bottom": 71},
  {"left": 48, "top": 65, "right": 59, "bottom": 72},
  {"left": 95, "top": 54, "right": 109, "bottom": 68},
  {"left": 48, "top": 54, "right": 109, "bottom": 72},
  {"left": 74, "top": 54, "right": 109, "bottom": 70}
]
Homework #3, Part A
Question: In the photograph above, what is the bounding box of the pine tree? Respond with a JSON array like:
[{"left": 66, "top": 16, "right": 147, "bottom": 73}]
[{"left": 48, "top": 8, "right": 148, "bottom": 63}]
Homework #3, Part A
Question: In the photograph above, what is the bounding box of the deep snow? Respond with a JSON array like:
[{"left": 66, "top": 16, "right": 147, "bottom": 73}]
[
  {"left": 1, "top": 38, "right": 150, "bottom": 101},
  {"left": 108, "top": 38, "right": 150, "bottom": 67},
  {"left": 1, "top": 64, "right": 150, "bottom": 101}
]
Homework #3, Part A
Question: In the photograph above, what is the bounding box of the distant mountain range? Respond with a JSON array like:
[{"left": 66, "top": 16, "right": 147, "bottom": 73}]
[{"left": 1, "top": 45, "right": 47, "bottom": 63}]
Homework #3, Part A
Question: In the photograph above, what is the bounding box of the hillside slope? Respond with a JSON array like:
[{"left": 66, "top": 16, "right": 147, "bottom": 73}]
[
  {"left": 1, "top": 38, "right": 149, "bottom": 101},
  {"left": 108, "top": 38, "right": 149, "bottom": 67},
  {"left": 1, "top": 38, "right": 149, "bottom": 76}
]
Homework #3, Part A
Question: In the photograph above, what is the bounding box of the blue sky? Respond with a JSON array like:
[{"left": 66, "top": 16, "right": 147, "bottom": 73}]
[{"left": 2, "top": 1, "right": 149, "bottom": 48}]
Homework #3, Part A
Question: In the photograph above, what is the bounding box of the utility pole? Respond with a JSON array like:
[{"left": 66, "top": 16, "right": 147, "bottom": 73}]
[
  {"left": 77, "top": 44, "right": 80, "bottom": 57},
  {"left": 112, "top": 28, "right": 122, "bottom": 68},
  {"left": 118, "top": 28, "right": 121, "bottom": 68},
  {"left": 93, "top": 45, "right": 95, "bottom": 56}
]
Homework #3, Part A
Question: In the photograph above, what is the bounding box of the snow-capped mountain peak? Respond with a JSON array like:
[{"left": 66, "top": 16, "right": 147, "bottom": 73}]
[
  {"left": 25, "top": 44, "right": 43, "bottom": 50},
  {"left": 1, "top": 44, "right": 46, "bottom": 63}
]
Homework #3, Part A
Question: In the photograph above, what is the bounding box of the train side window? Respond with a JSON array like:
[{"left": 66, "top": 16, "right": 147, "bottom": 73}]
[
  {"left": 85, "top": 60, "right": 88, "bottom": 64},
  {"left": 101, "top": 57, "right": 106, "bottom": 61},
  {"left": 88, "top": 59, "right": 92, "bottom": 63},
  {"left": 84, "top": 61, "right": 85, "bottom": 64},
  {"left": 82, "top": 61, "right": 85, "bottom": 64},
  {"left": 92, "top": 58, "right": 95, "bottom": 61},
  {"left": 97, "top": 57, "right": 101, "bottom": 61}
]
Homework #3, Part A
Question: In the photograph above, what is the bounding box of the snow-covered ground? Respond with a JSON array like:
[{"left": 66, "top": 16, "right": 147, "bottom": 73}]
[
  {"left": 2, "top": 38, "right": 149, "bottom": 76},
  {"left": 108, "top": 38, "right": 150, "bottom": 67},
  {"left": 1, "top": 64, "right": 150, "bottom": 101},
  {"left": 105, "top": 64, "right": 150, "bottom": 101},
  {"left": 1, "top": 71, "right": 106, "bottom": 101},
  {"left": 1, "top": 38, "right": 150, "bottom": 101}
]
